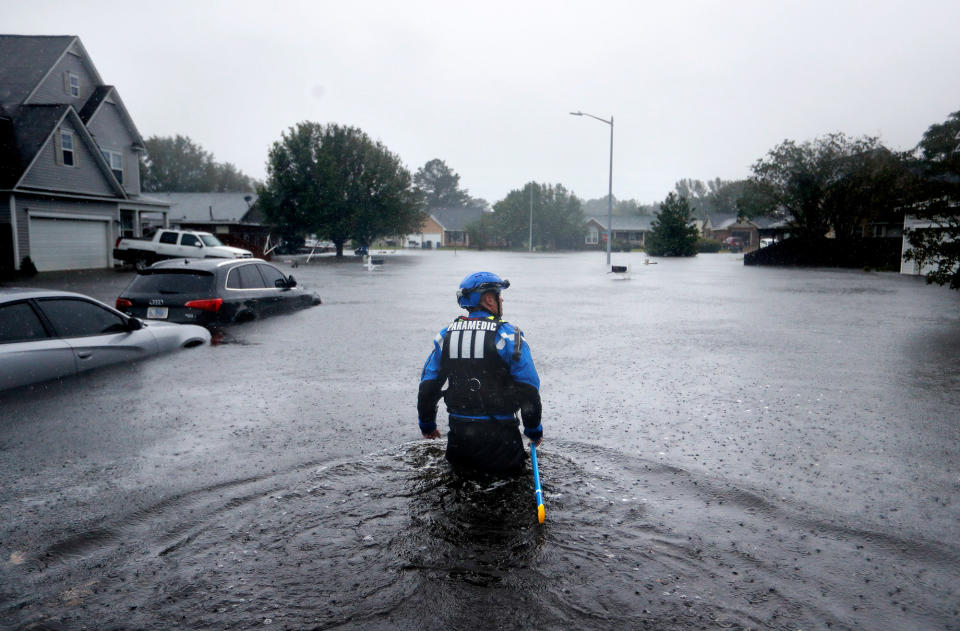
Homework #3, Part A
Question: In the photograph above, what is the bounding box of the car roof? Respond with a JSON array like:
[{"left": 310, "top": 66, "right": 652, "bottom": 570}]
[
  {"left": 147, "top": 258, "right": 268, "bottom": 272},
  {"left": 0, "top": 287, "right": 96, "bottom": 303}
]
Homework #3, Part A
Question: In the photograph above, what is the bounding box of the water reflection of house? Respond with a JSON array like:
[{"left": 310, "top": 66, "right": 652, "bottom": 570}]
[
  {"left": 584, "top": 215, "right": 655, "bottom": 249},
  {"left": 408, "top": 207, "right": 483, "bottom": 248},
  {"left": 147, "top": 192, "right": 270, "bottom": 258}
]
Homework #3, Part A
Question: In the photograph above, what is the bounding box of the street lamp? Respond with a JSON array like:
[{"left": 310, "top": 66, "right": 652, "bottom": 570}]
[{"left": 570, "top": 111, "right": 614, "bottom": 266}]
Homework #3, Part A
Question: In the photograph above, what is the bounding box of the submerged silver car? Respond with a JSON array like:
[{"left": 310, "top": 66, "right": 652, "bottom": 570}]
[{"left": 0, "top": 288, "right": 211, "bottom": 392}]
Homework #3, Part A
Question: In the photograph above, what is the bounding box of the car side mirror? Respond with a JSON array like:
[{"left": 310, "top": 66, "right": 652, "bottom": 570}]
[
  {"left": 126, "top": 317, "right": 143, "bottom": 331},
  {"left": 195, "top": 242, "right": 203, "bottom": 247}
]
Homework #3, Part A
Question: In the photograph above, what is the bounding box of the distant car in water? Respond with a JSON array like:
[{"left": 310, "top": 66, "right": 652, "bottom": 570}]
[
  {"left": 115, "top": 258, "right": 321, "bottom": 328},
  {"left": 0, "top": 288, "right": 210, "bottom": 392}
]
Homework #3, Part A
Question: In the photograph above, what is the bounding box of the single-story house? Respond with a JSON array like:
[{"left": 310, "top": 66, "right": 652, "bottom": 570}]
[
  {"left": 703, "top": 214, "right": 790, "bottom": 251},
  {"left": 584, "top": 215, "right": 655, "bottom": 248},
  {"left": 408, "top": 207, "right": 484, "bottom": 248}
]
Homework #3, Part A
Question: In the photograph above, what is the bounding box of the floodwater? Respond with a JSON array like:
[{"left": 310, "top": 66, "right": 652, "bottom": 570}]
[{"left": 1, "top": 251, "right": 958, "bottom": 630}]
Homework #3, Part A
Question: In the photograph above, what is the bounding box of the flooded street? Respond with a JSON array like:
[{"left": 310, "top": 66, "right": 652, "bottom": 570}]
[{"left": 1, "top": 251, "right": 958, "bottom": 630}]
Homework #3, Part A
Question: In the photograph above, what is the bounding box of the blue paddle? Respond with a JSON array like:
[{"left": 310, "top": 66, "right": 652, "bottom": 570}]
[{"left": 530, "top": 442, "right": 545, "bottom": 524}]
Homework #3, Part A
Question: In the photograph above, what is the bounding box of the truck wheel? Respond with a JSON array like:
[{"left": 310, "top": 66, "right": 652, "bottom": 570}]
[{"left": 134, "top": 256, "right": 150, "bottom": 271}]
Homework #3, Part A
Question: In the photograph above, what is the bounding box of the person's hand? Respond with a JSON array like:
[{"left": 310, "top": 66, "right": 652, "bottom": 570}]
[
  {"left": 531, "top": 437, "right": 542, "bottom": 447},
  {"left": 423, "top": 429, "right": 441, "bottom": 439}
]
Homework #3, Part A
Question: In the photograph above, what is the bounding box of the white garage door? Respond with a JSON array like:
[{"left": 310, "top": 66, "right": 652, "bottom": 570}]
[{"left": 29, "top": 217, "right": 109, "bottom": 271}]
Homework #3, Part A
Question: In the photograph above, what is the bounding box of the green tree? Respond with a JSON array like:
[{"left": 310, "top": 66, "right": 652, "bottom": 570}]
[
  {"left": 257, "top": 122, "right": 423, "bottom": 257},
  {"left": 582, "top": 195, "right": 645, "bottom": 216},
  {"left": 903, "top": 109, "right": 960, "bottom": 289},
  {"left": 141, "top": 135, "right": 255, "bottom": 192},
  {"left": 490, "top": 182, "right": 584, "bottom": 249},
  {"left": 414, "top": 159, "right": 472, "bottom": 209},
  {"left": 745, "top": 133, "right": 902, "bottom": 241},
  {"left": 646, "top": 193, "right": 699, "bottom": 257}
]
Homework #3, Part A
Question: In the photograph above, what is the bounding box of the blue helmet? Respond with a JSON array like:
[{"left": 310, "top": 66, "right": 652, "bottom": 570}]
[{"left": 457, "top": 271, "right": 510, "bottom": 309}]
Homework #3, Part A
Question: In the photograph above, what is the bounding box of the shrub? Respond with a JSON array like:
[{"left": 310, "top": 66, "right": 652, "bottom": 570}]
[
  {"left": 696, "top": 238, "right": 722, "bottom": 253},
  {"left": 18, "top": 256, "right": 38, "bottom": 277}
]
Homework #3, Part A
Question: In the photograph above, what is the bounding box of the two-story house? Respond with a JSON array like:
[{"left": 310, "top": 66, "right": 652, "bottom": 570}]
[{"left": 0, "top": 34, "right": 169, "bottom": 273}]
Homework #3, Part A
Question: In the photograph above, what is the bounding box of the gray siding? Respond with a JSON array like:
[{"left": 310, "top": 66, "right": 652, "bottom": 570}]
[
  {"left": 87, "top": 100, "right": 141, "bottom": 195},
  {"left": 27, "top": 44, "right": 97, "bottom": 108},
  {"left": 19, "top": 119, "right": 116, "bottom": 196},
  {"left": 14, "top": 194, "right": 119, "bottom": 263}
]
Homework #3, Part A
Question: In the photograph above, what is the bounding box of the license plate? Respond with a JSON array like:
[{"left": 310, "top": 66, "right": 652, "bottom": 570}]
[{"left": 146, "top": 306, "right": 168, "bottom": 319}]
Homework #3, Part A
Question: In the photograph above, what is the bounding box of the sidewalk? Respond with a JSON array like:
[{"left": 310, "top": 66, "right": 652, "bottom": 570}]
[{"left": 0, "top": 267, "right": 136, "bottom": 305}]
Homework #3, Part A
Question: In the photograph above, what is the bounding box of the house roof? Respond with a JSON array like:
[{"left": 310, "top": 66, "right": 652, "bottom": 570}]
[
  {"left": 0, "top": 35, "right": 77, "bottom": 114},
  {"left": 704, "top": 213, "right": 739, "bottom": 230},
  {"left": 585, "top": 215, "right": 656, "bottom": 231},
  {"left": 750, "top": 215, "right": 789, "bottom": 229},
  {"left": 430, "top": 207, "right": 484, "bottom": 231},
  {"left": 77, "top": 85, "right": 111, "bottom": 122},
  {"left": 78, "top": 85, "right": 145, "bottom": 148},
  {"left": 0, "top": 104, "right": 69, "bottom": 187},
  {"left": 149, "top": 192, "right": 260, "bottom": 224}
]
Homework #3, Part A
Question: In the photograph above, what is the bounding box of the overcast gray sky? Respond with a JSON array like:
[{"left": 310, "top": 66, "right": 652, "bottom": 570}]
[{"left": 5, "top": 0, "right": 960, "bottom": 205}]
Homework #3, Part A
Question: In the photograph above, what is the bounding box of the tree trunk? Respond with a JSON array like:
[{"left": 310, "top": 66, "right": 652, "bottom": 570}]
[{"left": 334, "top": 239, "right": 345, "bottom": 257}]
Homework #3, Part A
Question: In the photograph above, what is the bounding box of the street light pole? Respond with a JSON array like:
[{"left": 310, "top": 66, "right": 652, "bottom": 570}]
[
  {"left": 529, "top": 183, "right": 533, "bottom": 252},
  {"left": 571, "top": 111, "right": 614, "bottom": 266}
]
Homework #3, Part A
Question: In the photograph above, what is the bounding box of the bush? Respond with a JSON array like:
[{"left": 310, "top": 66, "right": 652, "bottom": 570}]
[
  {"left": 696, "top": 238, "right": 722, "bottom": 253},
  {"left": 18, "top": 256, "right": 37, "bottom": 277}
]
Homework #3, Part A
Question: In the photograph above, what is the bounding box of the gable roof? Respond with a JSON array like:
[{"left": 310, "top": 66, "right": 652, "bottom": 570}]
[
  {"left": 78, "top": 85, "right": 145, "bottom": 148},
  {"left": 704, "top": 213, "right": 738, "bottom": 230},
  {"left": 1, "top": 104, "right": 127, "bottom": 196},
  {"left": 0, "top": 35, "right": 77, "bottom": 114},
  {"left": 0, "top": 104, "right": 69, "bottom": 187},
  {"left": 585, "top": 215, "right": 655, "bottom": 231},
  {"left": 148, "top": 192, "right": 260, "bottom": 224},
  {"left": 430, "top": 207, "right": 484, "bottom": 231}
]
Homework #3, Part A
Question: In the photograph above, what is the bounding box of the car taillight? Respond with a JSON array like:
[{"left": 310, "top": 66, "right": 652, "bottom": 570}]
[
  {"left": 184, "top": 298, "right": 223, "bottom": 312},
  {"left": 116, "top": 298, "right": 132, "bottom": 310}
]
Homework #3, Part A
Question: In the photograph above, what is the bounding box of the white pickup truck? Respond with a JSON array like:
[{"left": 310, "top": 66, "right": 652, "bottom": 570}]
[{"left": 114, "top": 229, "right": 253, "bottom": 270}]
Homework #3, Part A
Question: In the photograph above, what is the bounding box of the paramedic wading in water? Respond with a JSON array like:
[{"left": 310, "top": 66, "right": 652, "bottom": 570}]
[{"left": 418, "top": 272, "right": 543, "bottom": 474}]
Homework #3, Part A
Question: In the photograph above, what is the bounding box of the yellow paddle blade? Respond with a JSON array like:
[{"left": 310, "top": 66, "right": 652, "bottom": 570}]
[{"left": 537, "top": 504, "right": 545, "bottom": 524}]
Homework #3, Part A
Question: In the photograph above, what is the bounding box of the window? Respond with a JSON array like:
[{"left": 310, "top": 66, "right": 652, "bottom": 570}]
[
  {"left": 100, "top": 149, "right": 123, "bottom": 183},
  {"left": 180, "top": 234, "right": 200, "bottom": 247},
  {"left": 158, "top": 231, "right": 179, "bottom": 244},
  {"left": 257, "top": 264, "right": 286, "bottom": 288},
  {"left": 60, "top": 131, "right": 75, "bottom": 167},
  {"left": 0, "top": 302, "right": 49, "bottom": 343},
  {"left": 586, "top": 228, "right": 599, "bottom": 245},
  {"left": 65, "top": 71, "right": 80, "bottom": 97},
  {"left": 127, "top": 271, "right": 214, "bottom": 295},
  {"left": 36, "top": 299, "right": 128, "bottom": 338},
  {"left": 226, "top": 264, "right": 266, "bottom": 289}
]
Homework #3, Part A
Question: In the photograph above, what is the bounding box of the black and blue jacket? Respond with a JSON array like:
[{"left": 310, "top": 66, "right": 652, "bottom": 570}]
[{"left": 418, "top": 310, "right": 542, "bottom": 440}]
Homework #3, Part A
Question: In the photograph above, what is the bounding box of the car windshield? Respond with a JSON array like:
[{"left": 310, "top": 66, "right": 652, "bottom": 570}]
[
  {"left": 200, "top": 235, "right": 224, "bottom": 247},
  {"left": 127, "top": 271, "right": 216, "bottom": 295}
]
